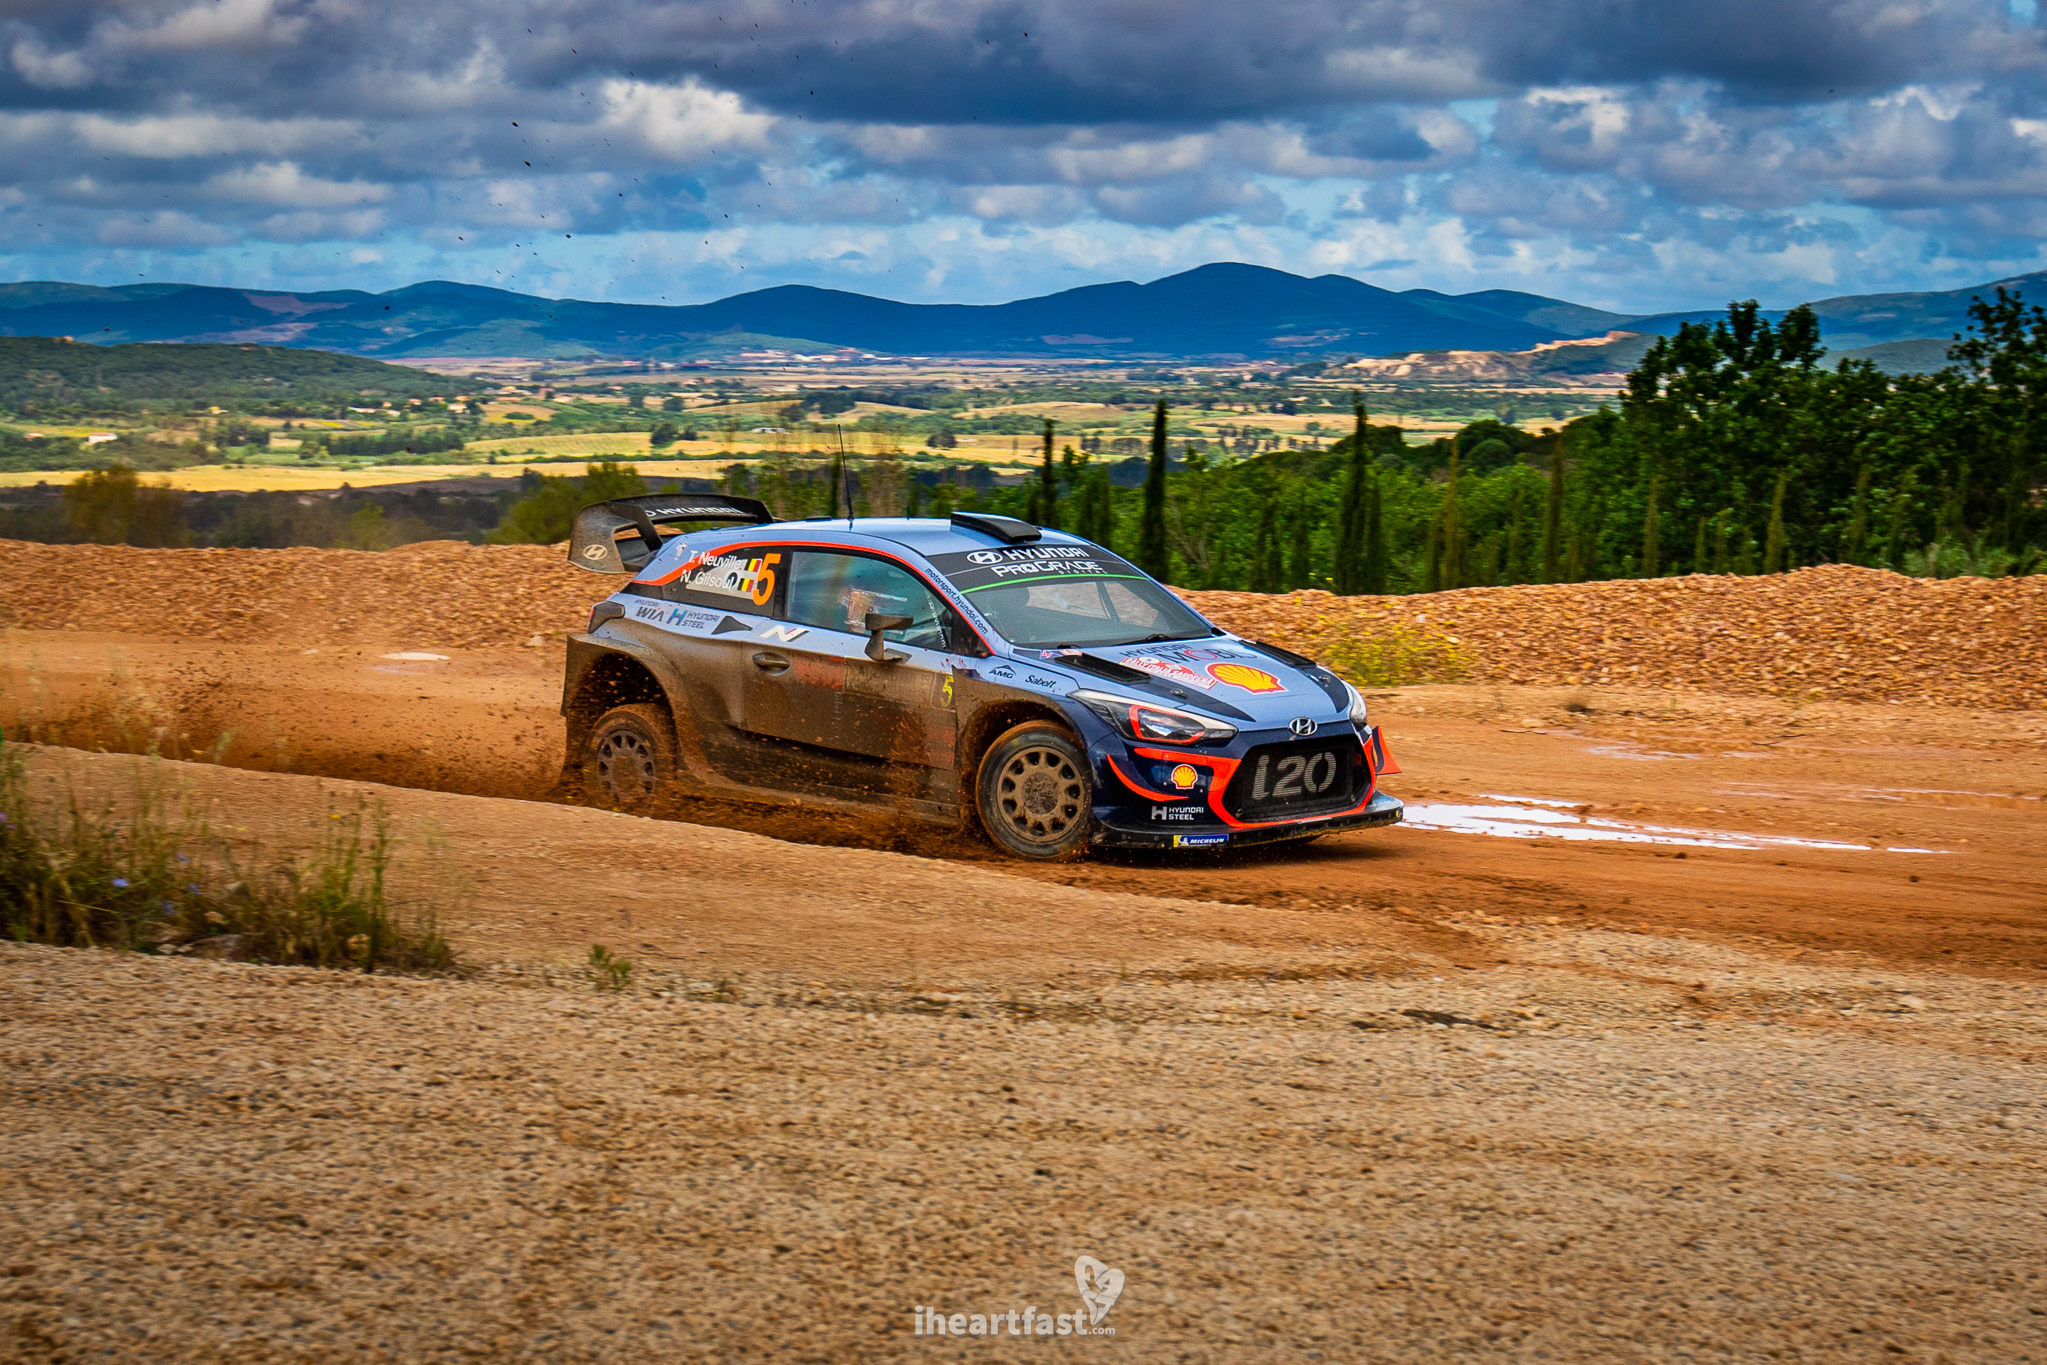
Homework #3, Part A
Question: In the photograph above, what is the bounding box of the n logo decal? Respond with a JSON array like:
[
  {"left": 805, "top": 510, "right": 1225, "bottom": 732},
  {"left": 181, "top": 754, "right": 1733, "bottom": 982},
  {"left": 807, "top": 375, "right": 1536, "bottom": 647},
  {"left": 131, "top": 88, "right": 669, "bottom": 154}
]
[{"left": 757, "top": 624, "right": 809, "bottom": 643}]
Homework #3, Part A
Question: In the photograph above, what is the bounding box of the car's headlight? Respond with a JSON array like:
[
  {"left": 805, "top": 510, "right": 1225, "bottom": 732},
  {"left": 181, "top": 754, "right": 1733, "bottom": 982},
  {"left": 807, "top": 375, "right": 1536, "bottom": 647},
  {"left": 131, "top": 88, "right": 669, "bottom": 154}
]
[
  {"left": 1344, "top": 679, "right": 1370, "bottom": 726},
  {"left": 1070, "top": 688, "right": 1238, "bottom": 746}
]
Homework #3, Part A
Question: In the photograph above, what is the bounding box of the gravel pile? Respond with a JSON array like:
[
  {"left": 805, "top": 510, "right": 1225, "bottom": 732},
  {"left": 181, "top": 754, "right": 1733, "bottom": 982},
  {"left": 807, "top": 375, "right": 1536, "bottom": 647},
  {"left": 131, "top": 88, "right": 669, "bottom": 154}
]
[
  {"left": 2, "top": 539, "right": 2039, "bottom": 708},
  {"left": 1189, "top": 565, "right": 2047, "bottom": 709}
]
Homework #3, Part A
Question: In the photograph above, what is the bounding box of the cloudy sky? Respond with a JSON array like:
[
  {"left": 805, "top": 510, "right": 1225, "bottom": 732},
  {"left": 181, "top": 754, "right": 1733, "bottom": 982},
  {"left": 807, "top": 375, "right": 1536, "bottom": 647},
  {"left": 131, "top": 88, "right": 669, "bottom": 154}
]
[{"left": 3, "top": 0, "right": 2045, "bottom": 312}]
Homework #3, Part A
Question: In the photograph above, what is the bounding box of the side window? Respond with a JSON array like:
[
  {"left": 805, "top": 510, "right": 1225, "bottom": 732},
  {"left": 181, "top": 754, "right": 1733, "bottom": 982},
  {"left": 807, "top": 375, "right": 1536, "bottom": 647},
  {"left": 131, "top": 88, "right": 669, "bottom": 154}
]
[
  {"left": 672, "top": 545, "right": 784, "bottom": 612},
  {"left": 784, "top": 551, "right": 966, "bottom": 652}
]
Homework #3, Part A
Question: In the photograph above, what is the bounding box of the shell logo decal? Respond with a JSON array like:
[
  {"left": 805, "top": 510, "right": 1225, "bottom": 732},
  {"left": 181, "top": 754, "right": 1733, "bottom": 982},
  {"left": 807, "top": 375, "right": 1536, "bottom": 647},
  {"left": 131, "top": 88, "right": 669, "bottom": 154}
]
[
  {"left": 1169, "top": 763, "right": 1199, "bottom": 790},
  {"left": 1207, "top": 662, "right": 1285, "bottom": 693}
]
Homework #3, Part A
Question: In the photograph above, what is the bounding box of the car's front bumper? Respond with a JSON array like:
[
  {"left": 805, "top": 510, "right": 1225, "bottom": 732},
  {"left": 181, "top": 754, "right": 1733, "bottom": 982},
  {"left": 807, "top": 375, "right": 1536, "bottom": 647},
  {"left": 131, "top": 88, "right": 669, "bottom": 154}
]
[{"left": 1090, "top": 790, "right": 1405, "bottom": 851}]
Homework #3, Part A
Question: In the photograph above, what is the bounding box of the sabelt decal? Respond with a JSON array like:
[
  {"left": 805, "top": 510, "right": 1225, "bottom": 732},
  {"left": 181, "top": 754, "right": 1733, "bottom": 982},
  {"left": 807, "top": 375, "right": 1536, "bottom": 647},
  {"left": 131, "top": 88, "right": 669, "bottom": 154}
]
[
  {"left": 1173, "top": 833, "right": 1228, "bottom": 848},
  {"left": 1206, "top": 661, "right": 1285, "bottom": 693}
]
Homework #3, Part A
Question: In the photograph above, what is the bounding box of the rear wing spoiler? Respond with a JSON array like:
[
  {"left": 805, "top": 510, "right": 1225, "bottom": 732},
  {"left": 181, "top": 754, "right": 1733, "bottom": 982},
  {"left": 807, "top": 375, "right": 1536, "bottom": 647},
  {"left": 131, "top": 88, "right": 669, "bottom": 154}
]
[{"left": 568, "top": 494, "right": 774, "bottom": 573}]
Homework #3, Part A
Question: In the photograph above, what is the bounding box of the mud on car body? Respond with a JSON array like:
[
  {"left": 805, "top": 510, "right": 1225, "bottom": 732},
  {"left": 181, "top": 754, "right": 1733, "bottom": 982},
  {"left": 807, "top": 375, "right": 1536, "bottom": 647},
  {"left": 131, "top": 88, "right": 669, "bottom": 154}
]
[{"left": 560, "top": 495, "right": 1403, "bottom": 860}]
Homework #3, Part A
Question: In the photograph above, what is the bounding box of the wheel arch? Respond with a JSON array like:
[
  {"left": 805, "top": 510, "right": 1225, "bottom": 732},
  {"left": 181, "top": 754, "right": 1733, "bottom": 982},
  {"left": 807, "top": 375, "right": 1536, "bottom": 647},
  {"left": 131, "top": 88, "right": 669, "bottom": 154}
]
[
  {"left": 562, "top": 638, "right": 678, "bottom": 774},
  {"left": 958, "top": 698, "right": 1079, "bottom": 789}
]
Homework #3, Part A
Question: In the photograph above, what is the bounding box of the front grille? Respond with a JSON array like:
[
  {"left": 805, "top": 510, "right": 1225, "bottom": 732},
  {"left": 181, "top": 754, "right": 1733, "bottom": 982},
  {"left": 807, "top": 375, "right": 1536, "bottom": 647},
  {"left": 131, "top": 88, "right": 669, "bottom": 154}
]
[{"left": 1222, "top": 735, "right": 1368, "bottom": 822}]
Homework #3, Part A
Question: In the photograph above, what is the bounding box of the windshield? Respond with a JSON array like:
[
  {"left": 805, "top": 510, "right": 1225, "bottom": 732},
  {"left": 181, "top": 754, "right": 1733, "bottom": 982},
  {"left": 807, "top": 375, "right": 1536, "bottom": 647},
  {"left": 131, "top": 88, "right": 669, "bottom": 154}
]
[{"left": 925, "top": 544, "right": 1212, "bottom": 648}]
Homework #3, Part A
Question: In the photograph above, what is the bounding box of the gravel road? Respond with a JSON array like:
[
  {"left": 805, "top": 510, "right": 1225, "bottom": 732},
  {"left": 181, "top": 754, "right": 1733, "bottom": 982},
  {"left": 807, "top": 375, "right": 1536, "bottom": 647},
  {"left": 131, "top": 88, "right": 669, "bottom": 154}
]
[{"left": 5, "top": 926, "right": 2044, "bottom": 1364}]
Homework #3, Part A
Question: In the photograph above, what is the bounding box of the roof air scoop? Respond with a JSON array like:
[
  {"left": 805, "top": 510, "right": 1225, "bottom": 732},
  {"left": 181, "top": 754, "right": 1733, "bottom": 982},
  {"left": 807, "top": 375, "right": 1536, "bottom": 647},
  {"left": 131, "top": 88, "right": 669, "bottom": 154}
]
[{"left": 949, "top": 511, "right": 1041, "bottom": 544}]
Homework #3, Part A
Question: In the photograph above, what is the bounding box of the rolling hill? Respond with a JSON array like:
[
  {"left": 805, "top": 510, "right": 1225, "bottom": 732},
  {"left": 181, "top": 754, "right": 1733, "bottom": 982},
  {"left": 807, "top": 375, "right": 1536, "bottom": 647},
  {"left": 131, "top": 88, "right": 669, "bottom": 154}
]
[{"left": 0, "top": 262, "right": 2038, "bottom": 363}]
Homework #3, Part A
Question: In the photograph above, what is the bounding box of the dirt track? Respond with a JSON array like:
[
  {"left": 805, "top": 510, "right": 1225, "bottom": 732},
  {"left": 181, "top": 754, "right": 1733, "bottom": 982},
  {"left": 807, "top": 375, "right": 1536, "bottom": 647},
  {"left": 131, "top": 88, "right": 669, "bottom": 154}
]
[
  {"left": 6, "top": 628, "right": 2044, "bottom": 981},
  {"left": 3, "top": 545, "right": 2046, "bottom": 1361}
]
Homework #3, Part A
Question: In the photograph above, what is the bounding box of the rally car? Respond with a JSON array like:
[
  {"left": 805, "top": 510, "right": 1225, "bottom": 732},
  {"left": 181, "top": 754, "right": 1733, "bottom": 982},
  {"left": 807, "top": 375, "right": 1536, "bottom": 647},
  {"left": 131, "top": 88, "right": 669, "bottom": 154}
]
[{"left": 559, "top": 494, "right": 1403, "bottom": 860}]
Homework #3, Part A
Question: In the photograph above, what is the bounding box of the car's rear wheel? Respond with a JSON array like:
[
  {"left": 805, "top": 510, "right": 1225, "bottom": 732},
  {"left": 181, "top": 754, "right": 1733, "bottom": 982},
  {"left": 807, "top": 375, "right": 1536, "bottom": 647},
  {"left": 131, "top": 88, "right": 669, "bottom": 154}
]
[
  {"left": 581, "top": 704, "right": 678, "bottom": 812},
  {"left": 977, "top": 721, "right": 1092, "bottom": 860}
]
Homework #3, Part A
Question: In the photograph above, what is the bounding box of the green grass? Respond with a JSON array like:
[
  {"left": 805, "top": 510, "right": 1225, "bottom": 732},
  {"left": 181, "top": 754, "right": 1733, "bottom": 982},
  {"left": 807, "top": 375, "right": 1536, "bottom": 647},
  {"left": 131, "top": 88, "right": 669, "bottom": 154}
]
[{"left": 0, "top": 737, "right": 456, "bottom": 973}]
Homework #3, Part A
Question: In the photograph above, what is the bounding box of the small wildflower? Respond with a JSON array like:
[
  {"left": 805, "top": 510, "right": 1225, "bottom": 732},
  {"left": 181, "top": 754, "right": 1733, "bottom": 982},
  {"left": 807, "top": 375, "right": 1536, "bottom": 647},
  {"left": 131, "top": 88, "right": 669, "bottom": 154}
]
[
  {"left": 112, "top": 877, "right": 130, "bottom": 888},
  {"left": 188, "top": 883, "right": 200, "bottom": 893}
]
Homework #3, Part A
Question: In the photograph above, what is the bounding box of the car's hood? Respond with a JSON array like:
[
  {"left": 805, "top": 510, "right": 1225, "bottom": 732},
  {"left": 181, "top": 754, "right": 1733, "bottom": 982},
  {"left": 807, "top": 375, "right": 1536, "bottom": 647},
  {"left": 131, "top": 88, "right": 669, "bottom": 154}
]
[{"left": 1012, "top": 636, "right": 1349, "bottom": 729}]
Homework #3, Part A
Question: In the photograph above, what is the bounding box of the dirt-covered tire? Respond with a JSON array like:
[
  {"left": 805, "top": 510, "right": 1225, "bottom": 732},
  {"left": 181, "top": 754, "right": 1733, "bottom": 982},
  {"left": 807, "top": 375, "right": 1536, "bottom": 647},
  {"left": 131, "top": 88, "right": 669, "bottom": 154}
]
[
  {"left": 976, "top": 720, "right": 1093, "bottom": 861},
  {"left": 580, "top": 704, "right": 678, "bottom": 813}
]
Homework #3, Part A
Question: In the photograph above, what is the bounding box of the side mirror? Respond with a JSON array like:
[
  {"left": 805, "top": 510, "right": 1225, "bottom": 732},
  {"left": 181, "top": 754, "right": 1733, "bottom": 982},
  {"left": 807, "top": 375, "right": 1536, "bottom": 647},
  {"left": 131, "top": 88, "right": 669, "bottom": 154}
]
[{"left": 864, "top": 612, "right": 913, "bottom": 663}]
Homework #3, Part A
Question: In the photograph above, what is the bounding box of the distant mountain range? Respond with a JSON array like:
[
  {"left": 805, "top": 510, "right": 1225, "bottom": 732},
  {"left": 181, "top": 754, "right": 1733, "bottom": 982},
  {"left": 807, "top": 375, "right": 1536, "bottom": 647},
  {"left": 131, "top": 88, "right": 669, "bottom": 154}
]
[{"left": 0, "top": 262, "right": 2038, "bottom": 364}]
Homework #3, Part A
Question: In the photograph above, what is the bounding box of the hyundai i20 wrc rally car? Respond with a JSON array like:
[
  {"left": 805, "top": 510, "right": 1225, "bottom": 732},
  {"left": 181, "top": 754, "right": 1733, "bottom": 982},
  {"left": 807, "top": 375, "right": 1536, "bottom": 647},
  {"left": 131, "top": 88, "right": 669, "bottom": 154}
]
[{"left": 560, "top": 494, "right": 1403, "bottom": 860}]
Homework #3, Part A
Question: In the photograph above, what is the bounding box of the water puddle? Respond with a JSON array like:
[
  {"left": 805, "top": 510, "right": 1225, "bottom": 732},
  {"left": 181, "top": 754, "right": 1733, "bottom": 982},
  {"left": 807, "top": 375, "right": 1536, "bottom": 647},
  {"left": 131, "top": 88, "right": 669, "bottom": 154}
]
[
  {"left": 1584, "top": 742, "right": 1701, "bottom": 762},
  {"left": 1400, "top": 795, "right": 1949, "bottom": 854}
]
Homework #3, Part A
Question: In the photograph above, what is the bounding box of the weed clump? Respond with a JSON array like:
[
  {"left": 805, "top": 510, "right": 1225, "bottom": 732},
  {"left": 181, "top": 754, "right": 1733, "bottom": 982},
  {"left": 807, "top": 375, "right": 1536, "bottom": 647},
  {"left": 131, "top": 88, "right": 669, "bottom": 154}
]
[
  {"left": 0, "top": 738, "right": 454, "bottom": 974},
  {"left": 587, "top": 944, "right": 633, "bottom": 992},
  {"left": 1315, "top": 620, "right": 1473, "bottom": 687}
]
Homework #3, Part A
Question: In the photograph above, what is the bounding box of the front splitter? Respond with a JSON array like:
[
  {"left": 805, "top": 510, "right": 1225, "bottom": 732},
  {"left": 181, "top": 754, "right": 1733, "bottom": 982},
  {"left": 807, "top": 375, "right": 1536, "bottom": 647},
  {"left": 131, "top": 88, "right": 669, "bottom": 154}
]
[{"left": 1091, "top": 791, "right": 1405, "bottom": 851}]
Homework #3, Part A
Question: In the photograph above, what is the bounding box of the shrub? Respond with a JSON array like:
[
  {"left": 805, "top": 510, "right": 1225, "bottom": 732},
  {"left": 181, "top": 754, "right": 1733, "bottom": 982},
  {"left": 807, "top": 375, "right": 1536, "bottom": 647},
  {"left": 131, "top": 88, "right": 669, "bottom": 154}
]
[
  {"left": 0, "top": 739, "right": 455, "bottom": 973},
  {"left": 1315, "top": 621, "right": 1473, "bottom": 686}
]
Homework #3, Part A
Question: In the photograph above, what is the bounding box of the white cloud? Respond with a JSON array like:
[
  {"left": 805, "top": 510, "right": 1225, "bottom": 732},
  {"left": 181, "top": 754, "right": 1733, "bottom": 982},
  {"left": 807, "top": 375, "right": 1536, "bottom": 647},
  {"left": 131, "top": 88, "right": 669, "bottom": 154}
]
[
  {"left": 599, "top": 79, "right": 775, "bottom": 163},
  {"left": 10, "top": 37, "right": 95, "bottom": 89},
  {"left": 71, "top": 112, "right": 356, "bottom": 160},
  {"left": 103, "top": 0, "right": 308, "bottom": 54},
  {"left": 203, "top": 162, "right": 391, "bottom": 207}
]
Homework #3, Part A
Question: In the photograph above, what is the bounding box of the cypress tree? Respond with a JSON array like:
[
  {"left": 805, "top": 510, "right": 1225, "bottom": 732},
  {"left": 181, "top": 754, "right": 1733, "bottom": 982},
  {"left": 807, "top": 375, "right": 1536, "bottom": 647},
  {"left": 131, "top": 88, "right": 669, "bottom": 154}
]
[
  {"left": 1253, "top": 492, "right": 1282, "bottom": 591},
  {"left": 1287, "top": 487, "right": 1314, "bottom": 589},
  {"left": 1362, "top": 471, "right": 1388, "bottom": 594},
  {"left": 1845, "top": 466, "right": 1871, "bottom": 563},
  {"left": 1077, "top": 468, "right": 1115, "bottom": 550},
  {"left": 1138, "top": 399, "right": 1170, "bottom": 579},
  {"left": 905, "top": 478, "right": 924, "bottom": 518},
  {"left": 1439, "top": 443, "right": 1463, "bottom": 590},
  {"left": 1763, "top": 469, "right": 1788, "bottom": 573},
  {"left": 1692, "top": 515, "right": 1707, "bottom": 575},
  {"left": 1039, "top": 417, "right": 1058, "bottom": 528},
  {"left": 1640, "top": 474, "right": 1661, "bottom": 577},
  {"left": 1882, "top": 472, "right": 1916, "bottom": 570},
  {"left": 1333, "top": 393, "right": 1371, "bottom": 593},
  {"left": 1541, "top": 442, "right": 1565, "bottom": 582},
  {"left": 1423, "top": 508, "right": 1442, "bottom": 593}
]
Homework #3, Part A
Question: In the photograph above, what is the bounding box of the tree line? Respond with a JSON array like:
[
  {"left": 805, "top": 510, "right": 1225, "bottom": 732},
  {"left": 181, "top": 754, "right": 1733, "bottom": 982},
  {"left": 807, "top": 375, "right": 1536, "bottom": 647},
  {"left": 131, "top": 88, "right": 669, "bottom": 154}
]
[{"left": 898, "top": 290, "right": 2045, "bottom": 589}]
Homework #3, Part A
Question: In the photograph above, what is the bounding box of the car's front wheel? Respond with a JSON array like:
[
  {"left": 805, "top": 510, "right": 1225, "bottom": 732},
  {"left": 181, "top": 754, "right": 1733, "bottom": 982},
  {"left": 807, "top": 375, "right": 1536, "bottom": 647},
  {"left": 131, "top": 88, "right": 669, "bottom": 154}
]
[
  {"left": 977, "top": 720, "right": 1092, "bottom": 860},
  {"left": 581, "top": 704, "right": 678, "bottom": 812}
]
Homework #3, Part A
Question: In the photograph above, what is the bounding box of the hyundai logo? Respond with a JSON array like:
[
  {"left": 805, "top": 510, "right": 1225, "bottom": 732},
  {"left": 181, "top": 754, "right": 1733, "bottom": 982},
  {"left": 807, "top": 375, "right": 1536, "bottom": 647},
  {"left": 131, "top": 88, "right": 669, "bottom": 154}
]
[
  {"left": 966, "top": 550, "right": 1004, "bottom": 565},
  {"left": 1289, "top": 717, "right": 1318, "bottom": 737}
]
